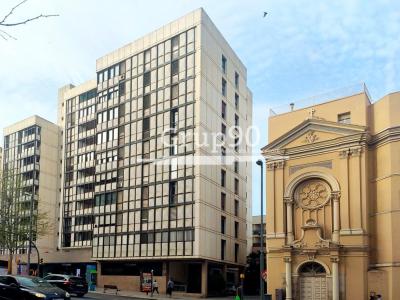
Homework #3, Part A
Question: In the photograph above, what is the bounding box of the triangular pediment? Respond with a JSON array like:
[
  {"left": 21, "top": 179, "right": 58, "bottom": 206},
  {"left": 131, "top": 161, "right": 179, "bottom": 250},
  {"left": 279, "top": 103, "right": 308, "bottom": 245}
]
[{"left": 262, "top": 118, "right": 367, "bottom": 152}]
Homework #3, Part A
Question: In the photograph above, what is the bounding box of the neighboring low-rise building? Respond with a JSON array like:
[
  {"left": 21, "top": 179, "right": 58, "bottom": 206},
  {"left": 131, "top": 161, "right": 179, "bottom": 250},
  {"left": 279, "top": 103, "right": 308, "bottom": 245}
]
[{"left": 262, "top": 86, "right": 400, "bottom": 300}]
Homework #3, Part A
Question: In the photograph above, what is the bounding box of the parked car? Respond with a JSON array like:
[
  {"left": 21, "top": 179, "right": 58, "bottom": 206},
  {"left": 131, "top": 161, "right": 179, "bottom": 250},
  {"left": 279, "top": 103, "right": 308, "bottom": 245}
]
[
  {"left": 43, "top": 274, "right": 88, "bottom": 297},
  {"left": 225, "top": 283, "right": 237, "bottom": 296},
  {"left": 0, "top": 275, "right": 70, "bottom": 300}
]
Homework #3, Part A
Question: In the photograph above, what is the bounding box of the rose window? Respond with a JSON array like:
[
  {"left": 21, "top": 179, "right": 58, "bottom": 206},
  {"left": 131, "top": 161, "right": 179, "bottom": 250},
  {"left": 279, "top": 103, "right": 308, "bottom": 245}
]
[{"left": 295, "top": 179, "right": 330, "bottom": 210}]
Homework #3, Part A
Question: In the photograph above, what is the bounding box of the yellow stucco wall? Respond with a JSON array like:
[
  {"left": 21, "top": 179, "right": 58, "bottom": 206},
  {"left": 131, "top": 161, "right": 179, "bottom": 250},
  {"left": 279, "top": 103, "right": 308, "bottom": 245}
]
[{"left": 263, "top": 91, "right": 400, "bottom": 300}]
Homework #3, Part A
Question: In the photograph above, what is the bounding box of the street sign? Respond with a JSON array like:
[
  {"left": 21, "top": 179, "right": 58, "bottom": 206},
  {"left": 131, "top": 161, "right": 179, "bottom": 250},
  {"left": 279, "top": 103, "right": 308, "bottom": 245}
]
[{"left": 261, "top": 269, "right": 267, "bottom": 282}]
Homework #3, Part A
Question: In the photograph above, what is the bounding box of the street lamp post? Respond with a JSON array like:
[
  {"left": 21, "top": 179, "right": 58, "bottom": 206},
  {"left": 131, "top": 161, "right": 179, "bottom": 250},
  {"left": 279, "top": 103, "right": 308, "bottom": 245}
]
[
  {"left": 25, "top": 192, "right": 34, "bottom": 275},
  {"left": 256, "top": 160, "right": 264, "bottom": 300}
]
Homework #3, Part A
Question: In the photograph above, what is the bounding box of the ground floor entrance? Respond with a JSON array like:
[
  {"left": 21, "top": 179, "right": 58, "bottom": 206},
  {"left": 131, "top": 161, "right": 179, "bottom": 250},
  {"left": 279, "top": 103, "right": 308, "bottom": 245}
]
[
  {"left": 97, "top": 260, "right": 242, "bottom": 297},
  {"left": 298, "top": 262, "right": 328, "bottom": 300}
]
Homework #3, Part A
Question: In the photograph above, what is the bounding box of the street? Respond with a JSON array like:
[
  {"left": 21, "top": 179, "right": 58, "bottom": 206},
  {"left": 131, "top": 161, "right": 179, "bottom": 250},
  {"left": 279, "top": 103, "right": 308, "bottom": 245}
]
[
  {"left": 76, "top": 292, "right": 258, "bottom": 300},
  {"left": 75, "top": 293, "right": 142, "bottom": 300}
]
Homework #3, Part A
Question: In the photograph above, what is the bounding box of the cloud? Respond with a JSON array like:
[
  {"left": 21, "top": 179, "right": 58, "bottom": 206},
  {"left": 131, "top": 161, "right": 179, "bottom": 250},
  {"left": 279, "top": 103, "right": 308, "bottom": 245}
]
[{"left": 0, "top": 0, "right": 400, "bottom": 214}]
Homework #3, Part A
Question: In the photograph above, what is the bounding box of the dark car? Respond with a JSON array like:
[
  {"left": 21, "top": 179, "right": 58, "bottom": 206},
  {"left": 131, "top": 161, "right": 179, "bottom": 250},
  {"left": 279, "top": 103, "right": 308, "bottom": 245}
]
[
  {"left": 0, "top": 275, "right": 70, "bottom": 300},
  {"left": 43, "top": 274, "right": 88, "bottom": 297},
  {"left": 224, "top": 283, "right": 237, "bottom": 296}
]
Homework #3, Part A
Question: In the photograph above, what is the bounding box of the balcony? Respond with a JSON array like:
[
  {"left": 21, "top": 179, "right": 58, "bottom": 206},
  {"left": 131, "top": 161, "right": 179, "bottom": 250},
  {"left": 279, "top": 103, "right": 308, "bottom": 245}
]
[
  {"left": 21, "top": 178, "right": 39, "bottom": 187},
  {"left": 21, "top": 162, "right": 40, "bottom": 173},
  {"left": 76, "top": 176, "right": 94, "bottom": 185},
  {"left": 77, "top": 160, "right": 95, "bottom": 170}
]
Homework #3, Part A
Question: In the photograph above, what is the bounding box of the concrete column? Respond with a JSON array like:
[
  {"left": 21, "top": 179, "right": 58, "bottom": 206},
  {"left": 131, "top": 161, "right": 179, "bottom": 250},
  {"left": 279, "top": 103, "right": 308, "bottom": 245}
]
[
  {"left": 332, "top": 192, "right": 341, "bottom": 243},
  {"left": 201, "top": 261, "right": 208, "bottom": 297},
  {"left": 331, "top": 257, "right": 339, "bottom": 300},
  {"left": 284, "top": 257, "right": 292, "bottom": 300},
  {"left": 222, "top": 264, "right": 227, "bottom": 282},
  {"left": 284, "top": 197, "right": 294, "bottom": 244}
]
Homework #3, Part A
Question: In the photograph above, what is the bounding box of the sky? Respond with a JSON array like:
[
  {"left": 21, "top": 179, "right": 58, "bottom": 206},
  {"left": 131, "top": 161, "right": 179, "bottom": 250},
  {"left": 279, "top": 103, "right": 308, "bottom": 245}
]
[{"left": 0, "top": 0, "right": 399, "bottom": 216}]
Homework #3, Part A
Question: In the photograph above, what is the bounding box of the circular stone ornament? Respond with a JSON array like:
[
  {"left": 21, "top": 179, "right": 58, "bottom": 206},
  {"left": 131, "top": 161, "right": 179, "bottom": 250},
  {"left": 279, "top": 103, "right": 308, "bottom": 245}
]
[{"left": 295, "top": 179, "right": 331, "bottom": 210}]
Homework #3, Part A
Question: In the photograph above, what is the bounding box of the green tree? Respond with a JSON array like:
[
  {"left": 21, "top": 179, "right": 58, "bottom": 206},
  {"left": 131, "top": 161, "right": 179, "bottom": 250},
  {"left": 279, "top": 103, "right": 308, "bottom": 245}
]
[{"left": 0, "top": 171, "right": 51, "bottom": 274}]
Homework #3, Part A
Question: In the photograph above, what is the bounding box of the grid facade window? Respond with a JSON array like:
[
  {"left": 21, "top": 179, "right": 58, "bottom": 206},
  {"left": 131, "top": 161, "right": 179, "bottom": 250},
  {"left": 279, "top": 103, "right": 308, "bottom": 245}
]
[
  {"left": 221, "top": 192, "right": 226, "bottom": 211},
  {"left": 222, "top": 78, "right": 227, "bottom": 96},
  {"left": 234, "top": 72, "right": 239, "bottom": 89},
  {"left": 221, "top": 169, "right": 226, "bottom": 187},
  {"left": 221, "top": 101, "right": 227, "bottom": 119},
  {"left": 234, "top": 243, "right": 239, "bottom": 263},
  {"left": 59, "top": 23, "right": 249, "bottom": 265},
  {"left": 1, "top": 125, "right": 42, "bottom": 252},
  {"left": 221, "top": 55, "right": 227, "bottom": 74},
  {"left": 61, "top": 28, "right": 198, "bottom": 258},
  {"left": 235, "top": 93, "right": 239, "bottom": 110},
  {"left": 234, "top": 221, "right": 239, "bottom": 238},
  {"left": 221, "top": 239, "right": 226, "bottom": 260}
]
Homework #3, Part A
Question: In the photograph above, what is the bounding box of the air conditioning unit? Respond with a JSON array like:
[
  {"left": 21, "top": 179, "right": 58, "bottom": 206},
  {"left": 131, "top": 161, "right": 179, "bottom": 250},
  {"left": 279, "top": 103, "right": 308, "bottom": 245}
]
[{"left": 119, "top": 74, "right": 125, "bottom": 80}]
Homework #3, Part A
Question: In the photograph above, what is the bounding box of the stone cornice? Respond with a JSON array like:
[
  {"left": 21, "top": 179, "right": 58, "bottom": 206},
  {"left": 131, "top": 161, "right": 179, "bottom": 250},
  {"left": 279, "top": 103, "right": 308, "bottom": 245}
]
[
  {"left": 368, "top": 126, "right": 400, "bottom": 147},
  {"left": 282, "top": 133, "right": 368, "bottom": 158},
  {"left": 262, "top": 118, "right": 367, "bottom": 153},
  {"left": 266, "top": 160, "right": 285, "bottom": 170}
]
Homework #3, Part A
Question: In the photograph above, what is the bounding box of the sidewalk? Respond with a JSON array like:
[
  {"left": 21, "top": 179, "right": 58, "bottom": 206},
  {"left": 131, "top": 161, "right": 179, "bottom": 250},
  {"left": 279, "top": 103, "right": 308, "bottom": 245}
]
[{"left": 90, "top": 290, "right": 259, "bottom": 300}]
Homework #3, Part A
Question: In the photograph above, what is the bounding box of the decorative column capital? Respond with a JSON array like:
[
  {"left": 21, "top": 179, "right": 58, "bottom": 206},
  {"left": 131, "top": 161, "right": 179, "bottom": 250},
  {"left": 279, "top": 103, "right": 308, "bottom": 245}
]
[
  {"left": 275, "top": 160, "right": 285, "bottom": 169},
  {"left": 339, "top": 149, "right": 350, "bottom": 159},
  {"left": 284, "top": 197, "right": 293, "bottom": 204},
  {"left": 349, "top": 146, "right": 362, "bottom": 157},
  {"left": 284, "top": 257, "right": 292, "bottom": 263},
  {"left": 266, "top": 160, "right": 285, "bottom": 170},
  {"left": 331, "top": 191, "right": 341, "bottom": 202},
  {"left": 330, "top": 256, "right": 340, "bottom": 263}
]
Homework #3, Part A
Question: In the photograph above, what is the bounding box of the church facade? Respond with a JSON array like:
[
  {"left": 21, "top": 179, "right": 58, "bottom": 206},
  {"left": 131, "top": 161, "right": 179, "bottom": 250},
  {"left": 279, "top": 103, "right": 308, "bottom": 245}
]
[{"left": 262, "top": 88, "right": 400, "bottom": 300}]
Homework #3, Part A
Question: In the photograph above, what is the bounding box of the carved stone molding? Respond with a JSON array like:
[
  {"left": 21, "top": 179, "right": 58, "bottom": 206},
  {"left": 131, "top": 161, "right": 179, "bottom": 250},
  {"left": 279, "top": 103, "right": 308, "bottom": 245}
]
[
  {"left": 331, "top": 191, "right": 341, "bottom": 202},
  {"left": 349, "top": 146, "right": 362, "bottom": 157},
  {"left": 302, "top": 249, "right": 317, "bottom": 261},
  {"left": 304, "top": 130, "right": 319, "bottom": 144},
  {"left": 284, "top": 197, "right": 294, "bottom": 204},
  {"left": 266, "top": 160, "right": 285, "bottom": 170},
  {"left": 289, "top": 160, "right": 332, "bottom": 175},
  {"left": 266, "top": 162, "right": 275, "bottom": 170},
  {"left": 284, "top": 257, "right": 292, "bottom": 263},
  {"left": 295, "top": 179, "right": 331, "bottom": 210},
  {"left": 275, "top": 160, "right": 285, "bottom": 169},
  {"left": 330, "top": 257, "right": 340, "bottom": 263},
  {"left": 338, "top": 149, "right": 350, "bottom": 158}
]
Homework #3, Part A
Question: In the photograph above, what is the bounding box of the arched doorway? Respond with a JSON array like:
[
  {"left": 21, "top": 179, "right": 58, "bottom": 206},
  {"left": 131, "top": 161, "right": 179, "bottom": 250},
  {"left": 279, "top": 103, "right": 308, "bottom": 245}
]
[{"left": 299, "top": 262, "right": 327, "bottom": 300}]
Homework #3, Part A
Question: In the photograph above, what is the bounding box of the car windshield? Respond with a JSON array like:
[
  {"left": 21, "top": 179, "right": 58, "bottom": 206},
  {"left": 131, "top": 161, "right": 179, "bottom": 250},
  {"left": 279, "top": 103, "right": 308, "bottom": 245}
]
[{"left": 16, "top": 277, "right": 53, "bottom": 288}]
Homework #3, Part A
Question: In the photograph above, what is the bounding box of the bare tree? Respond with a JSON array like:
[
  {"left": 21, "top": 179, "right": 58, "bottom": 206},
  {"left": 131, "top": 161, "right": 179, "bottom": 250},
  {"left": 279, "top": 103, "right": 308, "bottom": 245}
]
[
  {"left": 0, "top": 170, "right": 52, "bottom": 274},
  {"left": 0, "top": 0, "right": 58, "bottom": 40}
]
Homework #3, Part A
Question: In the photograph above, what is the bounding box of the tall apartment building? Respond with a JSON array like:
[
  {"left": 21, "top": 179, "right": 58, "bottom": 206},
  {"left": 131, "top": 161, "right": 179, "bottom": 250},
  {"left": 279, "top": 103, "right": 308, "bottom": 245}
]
[
  {"left": 262, "top": 87, "right": 400, "bottom": 300},
  {"left": 57, "top": 8, "right": 252, "bottom": 296},
  {"left": 0, "top": 116, "right": 60, "bottom": 272},
  {"left": 0, "top": 147, "right": 3, "bottom": 172},
  {"left": 251, "top": 215, "right": 266, "bottom": 253}
]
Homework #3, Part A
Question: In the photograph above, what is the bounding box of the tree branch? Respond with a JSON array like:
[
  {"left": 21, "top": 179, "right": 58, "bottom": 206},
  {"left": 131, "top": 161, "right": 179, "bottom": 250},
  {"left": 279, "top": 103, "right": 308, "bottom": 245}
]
[
  {"left": 0, "top": 13, "right": 59, "bottom": 27},
  {"left": 0, "top": 0, "right": 59, "bottom": 32},
  {"left": 0, "top": 0, "right": 28, "bottom": 24},
  {"left": 0, "top": 29, "right": 16, "bottom": 40}
]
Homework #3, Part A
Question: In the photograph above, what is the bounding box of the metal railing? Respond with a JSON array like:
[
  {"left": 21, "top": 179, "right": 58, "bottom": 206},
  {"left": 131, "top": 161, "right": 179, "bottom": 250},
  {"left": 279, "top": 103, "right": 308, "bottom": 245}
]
[{"left": 269, "top": 83, "right": 371, "bottom": 116}]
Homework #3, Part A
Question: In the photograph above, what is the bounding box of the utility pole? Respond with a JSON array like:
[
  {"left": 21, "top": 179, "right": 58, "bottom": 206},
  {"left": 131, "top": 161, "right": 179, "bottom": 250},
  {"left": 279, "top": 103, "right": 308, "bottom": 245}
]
[
  {"left": 256, "top": 160, "right": 265, "bottom": 300},
  {"left": 25, "top": 192, "right": 33, "bottom": 275}
]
